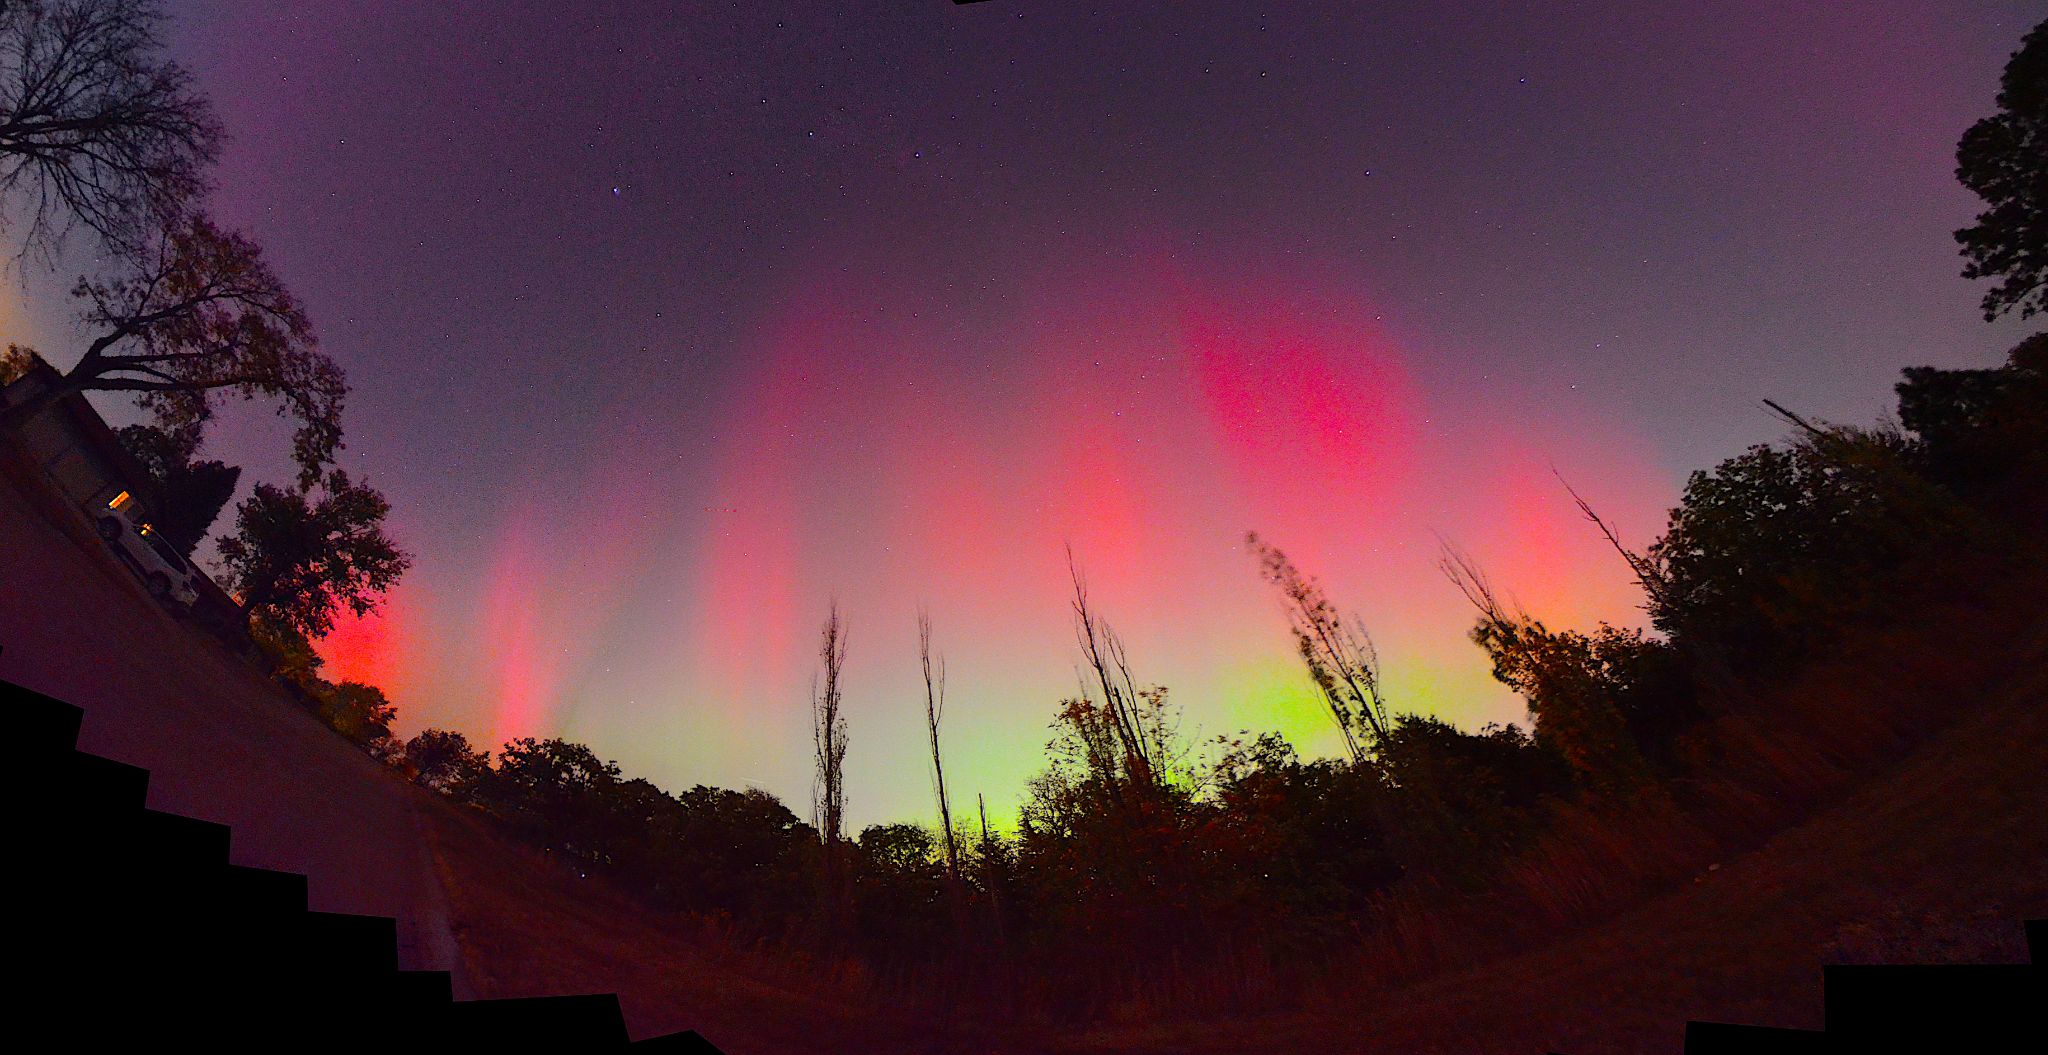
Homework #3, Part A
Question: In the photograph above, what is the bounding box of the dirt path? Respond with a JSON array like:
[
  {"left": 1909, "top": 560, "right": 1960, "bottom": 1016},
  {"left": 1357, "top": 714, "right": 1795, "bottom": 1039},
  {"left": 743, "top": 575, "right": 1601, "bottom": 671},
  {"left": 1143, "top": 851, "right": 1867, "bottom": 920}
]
[{"left": 0, "top": 457, "right": 469, "bottom": 988}]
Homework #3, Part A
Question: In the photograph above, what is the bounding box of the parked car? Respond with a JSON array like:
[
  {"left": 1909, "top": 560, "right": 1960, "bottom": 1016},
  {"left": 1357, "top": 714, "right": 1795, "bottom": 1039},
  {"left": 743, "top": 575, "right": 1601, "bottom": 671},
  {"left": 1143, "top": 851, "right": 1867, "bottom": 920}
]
[{"left": 94, "top": 490, "right": 203, "bottom": 612}]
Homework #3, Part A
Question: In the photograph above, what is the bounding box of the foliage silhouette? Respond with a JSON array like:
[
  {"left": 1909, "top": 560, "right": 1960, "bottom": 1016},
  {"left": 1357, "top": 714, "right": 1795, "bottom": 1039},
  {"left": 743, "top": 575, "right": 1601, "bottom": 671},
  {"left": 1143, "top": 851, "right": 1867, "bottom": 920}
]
[
  {"left": 0, "top": 0, "right": 221, "bottom": 262},
  {"left": 217, "top": 468, "right": 410, "bottom": 640},
  {"left": 404, "top": 729, "right": 490, "bottom": 798},
  {"left": 241, "top": 15, "right": 2048, "bottom": 1032},
  {"left": 1956, "top": 18, "right": 2048, "bottom": 319},
  {"left": 115, "top": 422, "right": 237, "bottom": 557},
  {"left": 0, "top": 212, "right": 347, "bottom": 484}
]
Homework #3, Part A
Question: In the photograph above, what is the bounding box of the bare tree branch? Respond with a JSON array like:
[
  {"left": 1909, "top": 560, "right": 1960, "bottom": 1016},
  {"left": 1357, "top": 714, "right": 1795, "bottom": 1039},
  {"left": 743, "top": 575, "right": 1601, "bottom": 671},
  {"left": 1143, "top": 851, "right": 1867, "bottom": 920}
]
[
  {"left": 919, "top": 607, "right": 961, "bottom": 880},
  {"left": 0, "top": 210, "right": 344, "bottom": 485},
  {"left": 0, "top": 0, "right": 222, "bottom": 264},
  {"left": 1246, "top": 532, "right": 1388, "bottom": 761}
]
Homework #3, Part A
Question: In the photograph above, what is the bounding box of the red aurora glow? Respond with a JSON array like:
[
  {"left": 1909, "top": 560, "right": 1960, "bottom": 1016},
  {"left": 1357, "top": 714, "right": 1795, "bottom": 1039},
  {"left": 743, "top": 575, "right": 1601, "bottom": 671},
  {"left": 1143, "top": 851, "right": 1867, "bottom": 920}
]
[{"left": 334, "top": 251, "right": 1676, "bottom": 827}]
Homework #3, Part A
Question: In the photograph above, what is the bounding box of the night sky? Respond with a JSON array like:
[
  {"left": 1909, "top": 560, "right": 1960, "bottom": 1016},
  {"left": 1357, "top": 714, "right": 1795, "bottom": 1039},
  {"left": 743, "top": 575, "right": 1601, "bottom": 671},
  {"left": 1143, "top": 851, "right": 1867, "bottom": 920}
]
[{"left": 7, "top": 2, "right": 2039, "bottom": 829}]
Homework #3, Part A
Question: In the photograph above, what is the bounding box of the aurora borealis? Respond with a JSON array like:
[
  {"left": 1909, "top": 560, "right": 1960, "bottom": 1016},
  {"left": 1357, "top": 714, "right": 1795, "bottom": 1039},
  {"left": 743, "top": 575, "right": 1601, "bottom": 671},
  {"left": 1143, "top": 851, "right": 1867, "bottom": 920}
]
[
  {"left": 8, "top": 2, "right": 2037, "bottom": 830},
  {"left": 323, "top": 256, "right": 1683, "bottom": 827}
]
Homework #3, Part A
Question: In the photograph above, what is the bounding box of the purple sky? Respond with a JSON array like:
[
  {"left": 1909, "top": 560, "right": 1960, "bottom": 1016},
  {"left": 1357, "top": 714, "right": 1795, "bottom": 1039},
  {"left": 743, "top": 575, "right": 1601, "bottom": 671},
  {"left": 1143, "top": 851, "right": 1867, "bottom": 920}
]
[
  {"left": 158, "top": 3, "right": 2033, "bottom": 484},
  {"left": 12, "top": 2, "right": 2040, "bottom": 827}
]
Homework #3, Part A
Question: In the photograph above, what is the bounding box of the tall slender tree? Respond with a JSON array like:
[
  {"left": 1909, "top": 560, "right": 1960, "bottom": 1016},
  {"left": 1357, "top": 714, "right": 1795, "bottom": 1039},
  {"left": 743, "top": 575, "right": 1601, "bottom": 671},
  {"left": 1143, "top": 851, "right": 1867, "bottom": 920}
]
[
  {"left": 810, "top": 601, "right": 849, "bottom": 928},
  {"left": 918, "top": 608, "right": 961, "bottom": 880},
  {"left": 1245, "top": 532, "right": 1389, "bottom": 762},
  {"left": 1066, "top": 547, "right": 1166, "bottom": 791},
  {"left": 975, "top": 791, "right": 1008, "bottom": 949}
]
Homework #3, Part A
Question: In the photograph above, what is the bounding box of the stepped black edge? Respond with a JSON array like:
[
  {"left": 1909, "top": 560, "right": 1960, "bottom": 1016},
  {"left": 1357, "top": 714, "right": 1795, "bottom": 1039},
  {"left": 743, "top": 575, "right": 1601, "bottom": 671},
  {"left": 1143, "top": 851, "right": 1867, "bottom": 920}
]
[
  {"left": 2, "top": 678, "right": 726, "bottom": 1053},
  {"left": 1555, "top": 917, "right": 2047, "bottom": 1054}
]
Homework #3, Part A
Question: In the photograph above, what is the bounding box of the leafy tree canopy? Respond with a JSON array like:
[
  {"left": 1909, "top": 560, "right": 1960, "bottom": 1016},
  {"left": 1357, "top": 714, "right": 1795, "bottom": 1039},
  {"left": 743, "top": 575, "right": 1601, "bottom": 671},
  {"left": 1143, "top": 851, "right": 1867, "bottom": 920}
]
[
  {"left": 491, "top": 737, "right": 622, "bottom": 803},
  {"left": 1897, "top": 332, "right": 2048, "bottom": 487},
  {"left": 0, "top": 212, "right": 347, "bottom": 483},
  {"left": 1644, "top": 432, "right": 1927, "bottom": 673},
  {"left": 76, "top": 212, "right": 343, "bottom": 481},
  {"left": 248, "top": 610, "right": 322, "bottom": 684},
  {"left": 857, "top": 823, "right": 939, "bottom": 876},
  {"left": 115, "top": 422, "right": 237, "bottom": 557},
  {"left": 315, "top": 680, "right": 395, "bottom": 749},
  {"left": 405, "top": 729, "right": 490, "bottom": 797},
  {"left": 0, "top": 342, "right": 35, "bottom": 382},
  {"left": 217, "top": 468, "right": 409, "bottom": 640},
  {"left": 1956, "top": 18, "right": 2048, "bottom": 319}
]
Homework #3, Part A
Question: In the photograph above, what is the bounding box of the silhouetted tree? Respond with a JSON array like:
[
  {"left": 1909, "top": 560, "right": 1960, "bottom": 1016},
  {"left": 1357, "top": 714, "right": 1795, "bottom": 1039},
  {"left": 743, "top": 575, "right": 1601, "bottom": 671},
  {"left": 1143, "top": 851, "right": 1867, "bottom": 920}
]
[
  {"left": 248, "top": 610, "right": 322, "bottom": 684},
  {"left": 217, "top": 468, "right": 410, "bottom": 639},
  {"left": 484, "top": 737, "right": 623, "bottom": 863},
  {"left": 0, "top": 342, "right": 35, "bottom": 382},
  {"left": 1374, "top": 714, "right": 1566, "bottom": 883},
  {"left": 405, "top": 729, "right": 490, "bottom": 798},
  {"left": 852, "top": 821, "right": 951, "bottom": 961},
  {"left": 0, "top": 0, "right": 221, "bottom": 260},
  {"left": 1956, "top": 17, "right": 2048, "bottom": 319},
  {"left": 0, "top": 212, "right": 345, "bottom": 484},
  {"left": 811, "top": 602, "right": 850, "bottom": 931},
  {"left": 671, "top": 785, "right": 813, "bottom": 926},
  {"left": 918, "top": 609, "right": 961, "bottom": 880},
  {"left": 596, "top": 776, "right": 687, "bottom": 888},
  {"left": 1206, "top": 732, "right": 1404, "bottom": 939},
  {"left": 1015, "top": 620, "right": 1212, "bottom": 990},
  {"left": 314, "top": 680, "right": 395, "bottom": 749},
  {"left": 857, "top": 822, "right": 939, "bottom": 876},
  {"left": 1441, "top": 546, "right": 1651, "bottom": 793},
  {"left": 115, "top": 422, "right": 238, "bottom": 556},
  {"left": 1246, "top": 533, "right": 1389, "bottom": 761},
  {"left": 970, "top": 792, "right": 1013, "bottom": 950},
  {"left": 1643, "top": 426, "right": 1946, "bottom": 677},
  {"left": 1065, "top": 549, "right": 1173, "bottom": 796},
  {"left": 1212, "top": 737, "right": 1409, "bottom": 913},
  {"left": 1897, "top": 333, "right": 2048, "bottom": 492}
]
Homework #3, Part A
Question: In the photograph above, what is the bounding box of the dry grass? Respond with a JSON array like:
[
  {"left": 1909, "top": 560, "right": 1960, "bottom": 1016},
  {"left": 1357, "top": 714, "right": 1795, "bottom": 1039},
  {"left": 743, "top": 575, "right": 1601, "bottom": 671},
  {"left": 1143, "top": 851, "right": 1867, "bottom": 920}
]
[{"left": 415, "top": 793, "right": 1039, "bottom": 1053}]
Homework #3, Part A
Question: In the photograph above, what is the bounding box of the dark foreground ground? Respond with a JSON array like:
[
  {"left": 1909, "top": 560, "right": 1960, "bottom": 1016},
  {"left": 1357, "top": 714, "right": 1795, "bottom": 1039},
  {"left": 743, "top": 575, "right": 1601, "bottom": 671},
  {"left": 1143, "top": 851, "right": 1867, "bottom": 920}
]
[
  {"left": 1065, "top": 625, "right": 2048, "bottom": 1054},
  {"left": 0, "top": 447, "right": 470, "bottom": 991},
  {"left": 5, "top": 447, "right": 2044, "bottom": 1053},
  {"left": 408, "top": 619, "right": 2048, "bottom": 1055}
]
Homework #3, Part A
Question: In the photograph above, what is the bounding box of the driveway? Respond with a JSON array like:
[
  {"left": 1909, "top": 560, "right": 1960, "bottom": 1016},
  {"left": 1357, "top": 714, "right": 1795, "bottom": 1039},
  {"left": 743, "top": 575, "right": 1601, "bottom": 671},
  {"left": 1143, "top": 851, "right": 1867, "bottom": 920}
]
[{"left": 0, "top": 453, "right": 468, "bottom": 991}]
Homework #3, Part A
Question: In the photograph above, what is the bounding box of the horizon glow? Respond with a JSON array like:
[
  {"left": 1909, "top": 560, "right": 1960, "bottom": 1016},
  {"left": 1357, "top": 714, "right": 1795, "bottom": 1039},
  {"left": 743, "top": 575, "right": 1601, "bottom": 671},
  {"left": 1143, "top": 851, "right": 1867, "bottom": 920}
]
[
  {"left": 318, "top": 248, "right": 1676, "bottom": 831},
  {"left": 147, "top": 1, "right": 2033, "bottom": 834}
]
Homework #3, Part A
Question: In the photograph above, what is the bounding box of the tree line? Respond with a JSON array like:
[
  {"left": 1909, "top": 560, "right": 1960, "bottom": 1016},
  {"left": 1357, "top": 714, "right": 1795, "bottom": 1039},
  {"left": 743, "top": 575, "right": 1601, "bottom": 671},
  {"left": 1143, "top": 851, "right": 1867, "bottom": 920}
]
[
  {"left": 338, "top": 304, "right": 2044, "bottom": 1013},
  {"left": 348, "top": 17, "right": 2048, "bottom": 1020},
  {"left": 0, "top": 0, "right": 410, "bottom": 655},
  {"left": 7, "top": 2, "right": 2046, "bottom": 1027},
  {"left": 328, "top": 324, "right": 2042, "bottom": 1018}
]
